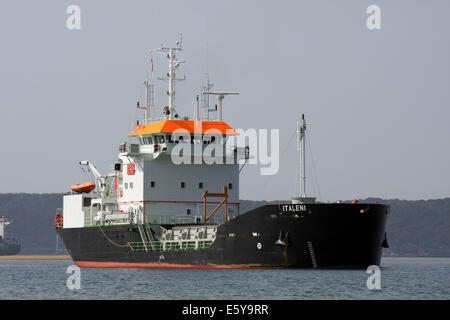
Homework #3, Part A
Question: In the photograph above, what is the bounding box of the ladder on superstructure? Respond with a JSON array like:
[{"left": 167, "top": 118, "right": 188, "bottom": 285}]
[
  {"left": 137, "top": 224, "right": 157, "bottom": 252},
  {"left": 137, "top": 224, "right": 148, "bottom": 252}
]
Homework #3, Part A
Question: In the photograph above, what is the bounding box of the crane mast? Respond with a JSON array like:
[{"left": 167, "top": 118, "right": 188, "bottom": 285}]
[{"left": 79, "top": 160, "right": 106, "bottom": 191}]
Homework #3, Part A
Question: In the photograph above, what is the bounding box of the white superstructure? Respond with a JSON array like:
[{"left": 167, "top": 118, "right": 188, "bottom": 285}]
[
  {"left": 62, "top": 38, "right": 248, "bottom": 229},
  {"left": 0, "top": 217, "right": 11, "bottom": 240}
]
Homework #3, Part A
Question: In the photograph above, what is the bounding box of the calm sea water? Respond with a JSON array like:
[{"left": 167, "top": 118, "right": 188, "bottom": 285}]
[{"left": 0, "top": 258, "right": 448, "bottom": 300}]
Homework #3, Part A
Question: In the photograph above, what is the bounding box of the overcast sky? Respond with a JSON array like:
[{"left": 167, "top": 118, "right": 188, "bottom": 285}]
[{"left": 1, "top": 1, "right": 449, "bottom": 201}]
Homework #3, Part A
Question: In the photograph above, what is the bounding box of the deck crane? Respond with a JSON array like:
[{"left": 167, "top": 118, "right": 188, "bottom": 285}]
[{"left": 79, "top": 160, "right": 106, "bottom": 192}]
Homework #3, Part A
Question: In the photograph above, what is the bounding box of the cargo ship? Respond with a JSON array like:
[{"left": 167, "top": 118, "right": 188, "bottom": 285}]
[
  {"left": 55, "top": 38, "right": 389, "bottom": 268},
  {"left": 0, "top": 217, "right": 21, "bottom": 255}
]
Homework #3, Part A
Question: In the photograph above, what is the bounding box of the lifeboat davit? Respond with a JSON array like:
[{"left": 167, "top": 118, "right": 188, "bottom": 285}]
[{"left": 70, "top": 182, "right": 96, "bottom": 193}]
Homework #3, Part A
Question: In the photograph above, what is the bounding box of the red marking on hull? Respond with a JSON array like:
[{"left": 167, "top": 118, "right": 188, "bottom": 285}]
[{"left": 75, "top": 261, "right": 276, "bottom": 269}]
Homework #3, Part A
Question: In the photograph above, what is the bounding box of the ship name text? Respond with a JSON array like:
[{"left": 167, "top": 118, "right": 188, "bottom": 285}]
[{"left": 281, "top": 204, "right": 307, "bottom": 212}]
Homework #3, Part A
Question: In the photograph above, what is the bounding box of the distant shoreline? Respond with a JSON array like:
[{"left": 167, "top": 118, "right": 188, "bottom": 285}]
[{"left": 0, "top": 255, "right": 71, "bottom": 260}]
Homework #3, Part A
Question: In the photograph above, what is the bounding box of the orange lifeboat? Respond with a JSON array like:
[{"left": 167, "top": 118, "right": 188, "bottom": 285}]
[{"left": 70, "top": 182, "right": 96, "bottom": 193}]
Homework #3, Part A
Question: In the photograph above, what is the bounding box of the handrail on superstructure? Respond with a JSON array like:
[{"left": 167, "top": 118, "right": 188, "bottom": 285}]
[{"left": 202, "top": 186, "right": 228, "bottom": 225}]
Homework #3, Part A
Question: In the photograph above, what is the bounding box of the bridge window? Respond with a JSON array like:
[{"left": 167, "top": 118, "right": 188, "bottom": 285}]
[
  {"left": 199, "top": 182, "right": 203, "bottom": 189},
  {"left": 180, "top": 182, "right": 185, "bottom": 188},
  {"left": 150, "top": 181, "right": 155, "bottom": 188},
  {"left": 228, "top": 183, "right": 233, "bottom": 190},
  {"left": 142, "top": 137, "right": 153, "bottom": 145}
]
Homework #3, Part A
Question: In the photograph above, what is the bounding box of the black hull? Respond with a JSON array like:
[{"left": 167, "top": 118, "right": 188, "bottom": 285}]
[{"left": 56, "top": 203, "right": 389, "bottom": 269}]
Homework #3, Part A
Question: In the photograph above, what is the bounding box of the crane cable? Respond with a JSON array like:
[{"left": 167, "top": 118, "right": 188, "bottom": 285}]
[
  {"left": 257, "top": 128, "right": 297, "bottom": 195},
  {"left": 306, "top": 130, "right": 322, "bottom": 201}
]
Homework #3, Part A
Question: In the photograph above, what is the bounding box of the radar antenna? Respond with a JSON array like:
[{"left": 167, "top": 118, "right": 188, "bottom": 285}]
[{"left": 202, "top": 75, "right": 239, "bottom": 122}]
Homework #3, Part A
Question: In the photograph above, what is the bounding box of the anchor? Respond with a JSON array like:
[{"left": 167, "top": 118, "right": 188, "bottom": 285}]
[
  {"left": 382, "top": 232, "right": 389, "bottom": 248},
  {"left": 275, "top": 230, "right": 290, "bottom": 246}
]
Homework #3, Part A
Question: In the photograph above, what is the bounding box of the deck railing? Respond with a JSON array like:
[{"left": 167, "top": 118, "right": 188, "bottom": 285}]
[{"left": 128, "top": 239, "right": 214, "bottom": 252}]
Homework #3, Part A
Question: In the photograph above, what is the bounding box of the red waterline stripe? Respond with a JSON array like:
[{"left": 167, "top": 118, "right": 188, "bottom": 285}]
[{"left": 75, "top": 261, "right": 277, "bottom": 269}]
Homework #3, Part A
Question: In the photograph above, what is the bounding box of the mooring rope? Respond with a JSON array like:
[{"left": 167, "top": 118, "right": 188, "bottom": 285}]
[{"left": 99, "top": 226, "right": 130, "bottom": 248}]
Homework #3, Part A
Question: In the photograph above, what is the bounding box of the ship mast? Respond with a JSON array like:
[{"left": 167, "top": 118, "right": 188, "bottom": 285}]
[
  {"left": 292, "top": 114, "right": 315, "bottom": 204},
  {"left": 299, "top": 114, "right": 306, "bottom": 198},
  {"left": 201, "top": 74, "right": 214, "bottom": 120},
  {"left": 153, "top": 34, "right": 185, "bottom": 120},
  {"left": 137, "top": 73, "right": 154, "bottom": 124}
]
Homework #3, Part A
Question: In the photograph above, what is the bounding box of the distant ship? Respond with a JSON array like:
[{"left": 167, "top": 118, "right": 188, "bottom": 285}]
[
  {"left": 55, "top": 37, "right": 389, "bottom": 268},
  {"left": 0, "top": 217, "right": 21, "bottom": 255}
]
